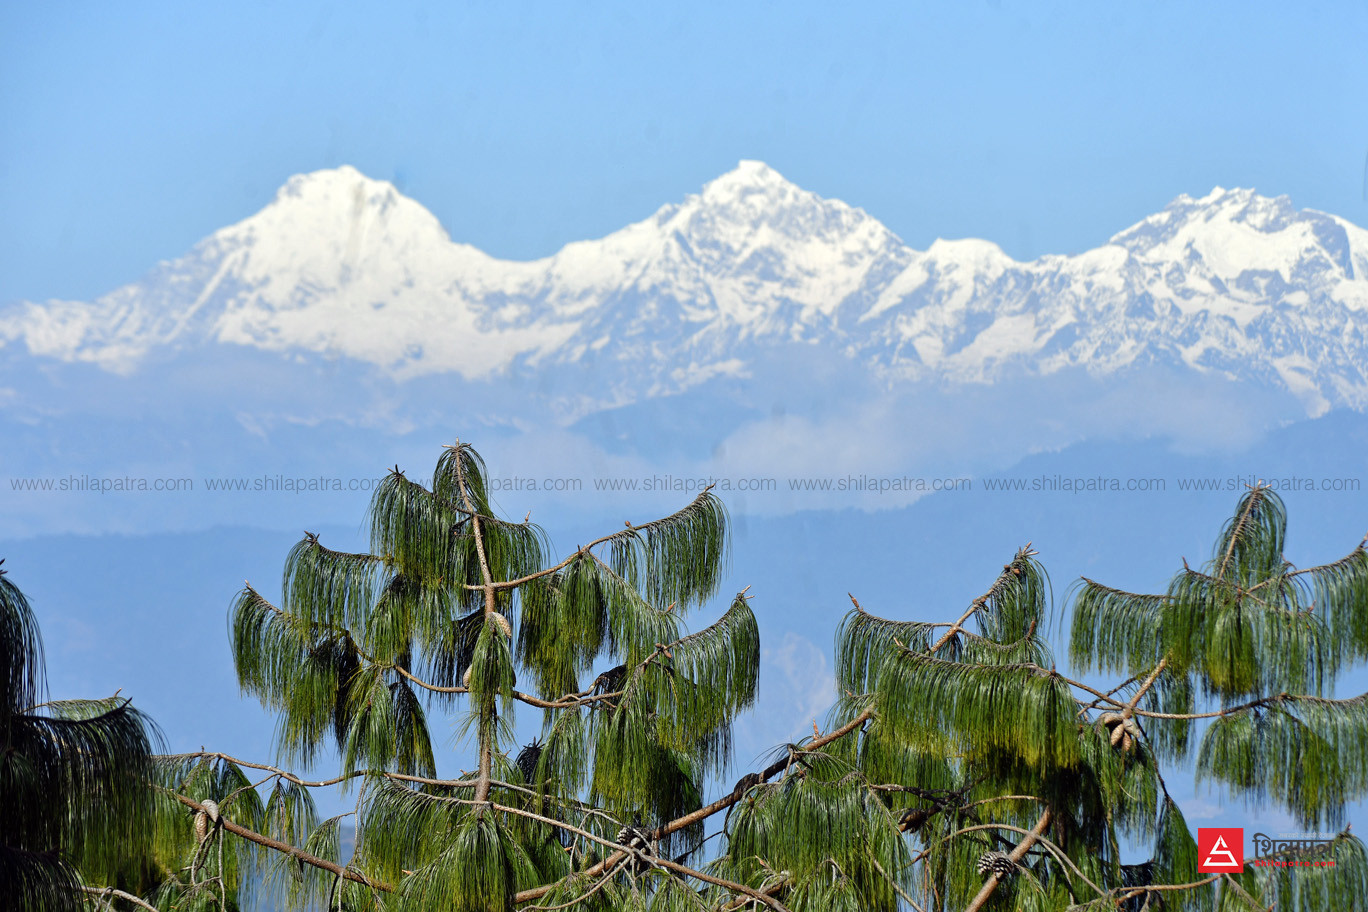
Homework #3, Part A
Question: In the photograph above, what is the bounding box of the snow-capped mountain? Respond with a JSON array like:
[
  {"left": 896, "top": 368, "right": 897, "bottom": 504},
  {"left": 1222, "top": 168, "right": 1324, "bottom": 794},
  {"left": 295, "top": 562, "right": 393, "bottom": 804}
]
[{"left": 5, "top": 161, "right": 1368, "bottom": 413}]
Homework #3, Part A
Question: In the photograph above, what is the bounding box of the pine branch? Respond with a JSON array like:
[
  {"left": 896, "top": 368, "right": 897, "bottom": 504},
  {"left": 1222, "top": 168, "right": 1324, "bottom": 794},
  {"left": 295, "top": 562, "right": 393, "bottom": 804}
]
[
  {"left": 1218, "top": 486, "right": 1269, "bottom": 580},
  {"left": 1113, "top": 874, "right": 1221, "bottom": 904},
  {"left": 1122, "top": 658, "right": 1169, "bottom": 720},
  {"left": 375, "top": 790, "right": 795, "bottom": 912},
  {"left": 930, "top": 543, "right": 1040, "bottom": 654},
  {"left": 510, "top": 709, "right": 876, "bottom": 906},
  {"left": 1222, "top": 872, "right": 1275, "bottom": 911},
  {"left": 77, "top": 885, "right": 161, "bottom": 912},
  {"left": 962, "top": 807, "right": 1053, "bottom": 912},
  {"left": 659, "top": 708, "right": 876, "bottom": 841},
  {"left": 165, "top": 790, "right": 395, "bottom": 894},
  {"left": 1069, "top": 578, "right": 1170, "bottom": 675},
  {"left": 497, "top": 801, "right": 792, "bottom": 911},
  {"left": 157, "top": 751, "right": 482, "bottom": 790},
  {"left": 942, "top": 817, "right": 1106, "bottom": 901},
  {"left": 481, "top": 487, "right": 727, "bottom": 595},
  {"left": 605, "top": 487, "right": 729, "bottom": 608},
  {"left": 875, "top": 653, "right": 1082, "bottom": 769},
  {"left": 838, "top": 594, "right": 940, "bottom": 691},
  {"left": 1279, "top": 539, "right": 1368, "bottom": 584},
  {"left": 1196, "top": 692, "right": 1368, "bottom": 828},
  {"left": 281, "top": 535, "right": 384, "bottom": 631},
  {"left": 1076, "top": 671, "right": 1143, "bottom": 716},
  {"left": 1172, "top": 565, "right": 1310, "bottom": 617},
  {"left": 521, "top": 856, "right": 631, "bottom": 911},
  {"left": 390, "top": 663, "right": 624, "bottom": 708}
]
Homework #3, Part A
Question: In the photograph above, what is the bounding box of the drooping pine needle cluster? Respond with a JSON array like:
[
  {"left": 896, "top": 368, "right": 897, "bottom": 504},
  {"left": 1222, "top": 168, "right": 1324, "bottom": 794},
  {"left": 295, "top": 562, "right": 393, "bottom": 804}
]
[{"left": 0, "top": 562, "right": 160, "bottom": 911}]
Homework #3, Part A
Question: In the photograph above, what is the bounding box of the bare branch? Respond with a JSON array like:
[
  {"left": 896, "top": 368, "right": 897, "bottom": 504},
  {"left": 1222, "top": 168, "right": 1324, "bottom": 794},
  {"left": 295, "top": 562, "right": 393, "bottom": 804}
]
[
  {"left": 165, "top": 791, "right": 394, "bottom": 894},
  {"left": 77, "top": 885, "right": 161, "bottom": 912}
]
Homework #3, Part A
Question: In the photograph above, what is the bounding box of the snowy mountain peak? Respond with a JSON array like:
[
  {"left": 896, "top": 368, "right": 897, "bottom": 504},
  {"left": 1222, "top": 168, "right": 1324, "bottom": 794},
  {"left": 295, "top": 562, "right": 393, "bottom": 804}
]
[
  {"left": 681, "top": 160, "right": 885, "bottom": 242},
  {"left": 272, "top": 163, "right": 389, "bottom": 202},
  {"left": 4, "top": 167, "right": 1368, "bottom": 412},
  {"left": 219, "top": 165, "right": 460, "bottom": 262},
  {"left": 1105, "top": 185, "right": 1365, "bottom": 285},
  {"left": 701, "top": 159, "right": 793, "bottom": 196}
]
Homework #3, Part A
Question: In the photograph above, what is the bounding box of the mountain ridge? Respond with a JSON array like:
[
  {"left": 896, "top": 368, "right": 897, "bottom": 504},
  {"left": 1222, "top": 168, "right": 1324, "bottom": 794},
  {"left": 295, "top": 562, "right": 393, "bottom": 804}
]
[{"left": 5, "top": 161, "right": 1367, "bottom": 412}]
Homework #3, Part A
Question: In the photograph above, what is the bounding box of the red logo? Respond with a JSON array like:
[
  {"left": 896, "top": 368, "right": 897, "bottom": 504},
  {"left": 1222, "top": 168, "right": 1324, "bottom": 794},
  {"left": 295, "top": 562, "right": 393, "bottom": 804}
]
[{"left": 1198, "top": 828, "right": 1245, "bottom": 872}]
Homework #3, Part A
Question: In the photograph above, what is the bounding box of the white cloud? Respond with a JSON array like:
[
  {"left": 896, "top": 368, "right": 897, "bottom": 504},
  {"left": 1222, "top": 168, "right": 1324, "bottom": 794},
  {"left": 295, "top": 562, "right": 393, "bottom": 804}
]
[
  {"left": 742, "top": 632, "right": 837, "bottom": 760},
  {"left": 1178, "top": 798, "right": 1226, "bottom": 821}
]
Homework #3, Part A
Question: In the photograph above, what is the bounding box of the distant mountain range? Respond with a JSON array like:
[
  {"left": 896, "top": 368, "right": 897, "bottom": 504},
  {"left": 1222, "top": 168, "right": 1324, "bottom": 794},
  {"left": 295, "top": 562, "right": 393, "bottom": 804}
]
[{"left": 5, "top": 161, "right": 1368, "bottom": 415}]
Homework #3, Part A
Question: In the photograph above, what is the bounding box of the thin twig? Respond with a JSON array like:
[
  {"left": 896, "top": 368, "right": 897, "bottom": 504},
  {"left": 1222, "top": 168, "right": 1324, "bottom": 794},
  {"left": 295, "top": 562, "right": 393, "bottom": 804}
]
[
  {"left": 77, "top": 885, "right": 161, "bottom": 912},
  {"left": 522, "top": 857, "right": 631, "bottom": 911}
]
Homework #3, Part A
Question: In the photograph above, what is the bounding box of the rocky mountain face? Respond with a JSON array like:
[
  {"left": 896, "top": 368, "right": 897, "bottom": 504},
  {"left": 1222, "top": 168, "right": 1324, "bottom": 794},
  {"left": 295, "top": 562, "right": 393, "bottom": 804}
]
[{"left": 5, "top": 161, "right": 1367, "bottom": 414}]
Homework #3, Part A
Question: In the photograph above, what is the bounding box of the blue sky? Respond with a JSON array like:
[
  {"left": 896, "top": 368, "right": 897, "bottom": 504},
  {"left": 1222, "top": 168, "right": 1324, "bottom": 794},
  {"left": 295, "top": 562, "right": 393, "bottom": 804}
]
[{"left": 2, "top": 1, "right": 1366, "bottom": 303}]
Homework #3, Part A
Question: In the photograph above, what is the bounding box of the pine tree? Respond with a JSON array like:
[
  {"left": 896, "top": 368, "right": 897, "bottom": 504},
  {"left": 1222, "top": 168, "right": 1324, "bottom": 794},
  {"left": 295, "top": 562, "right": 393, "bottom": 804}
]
[
  {"left": 133, "top": 443, "right": 1368, "bottom": 912},
  {"left": 164, "top": 441, "right": 761, "bottom": 911},
  {"left": 825, "top": 484, "right": 1368, "bottom": 910},
  {"left": 0, "top": 561, "right": 160, "bottom": 911}
]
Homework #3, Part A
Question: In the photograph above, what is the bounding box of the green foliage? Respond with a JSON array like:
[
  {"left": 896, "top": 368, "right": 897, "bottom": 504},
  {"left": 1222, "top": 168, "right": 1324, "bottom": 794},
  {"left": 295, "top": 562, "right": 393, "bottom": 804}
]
[
  {"left": 517, "top": 555, "right": 612, "bottom": 697},
  {"left": 283, "top": 536, "right": 384, "bottom": 632},
  {"left": 638, "top": 594, "right": 760, "bottom": 763},
  {"left": 1064, "top": 486, "right": 1368, "bottom": 912},
  {"left": 1196, "top": 693, "right": 1368, "bottom": 830},
  {"left": 1072, "top": 487, "right": 1355, "bottom": 701},
  {"left": 397, "top": 811, "right": 540, "bottom": 912},
  {"left": 1075, "top": 487, "right": 1368, "bottom": 834},
  {"left": 1, "top": 567, "right": 161, "bottom": 912},
  {"left": 1249, "top": 831, "right": 1368, "bottom": 912},
  {"left": 1, "top": 567, "right": 42, "bottom": 712},
  {"left": 1068, "top": 579, "right": 1169, "bottom": 676},
  {"left": 97, "top": 452, "right": 1368, "bottom": 912},
  {"left": 342, "top": 666, "right": 437, "bottom": 777},
  {"left": 218, "top": 442, "right": 749, "bottom": 909},
  {"left": 1146, "top": 799, "right": 1202, "bottom": 912},
  {"left": 836, "top": 601, "right": 939, "bottom": 693},
  {"left": 606, "top": 491, "right": 730, "bottom": 610},
  {"left": 271, "top": 813, "right": 346, "bottom": 908},
  {"left": 819, "top": 487, "right": 1368, "bottom": 912},
  {"left": 720, "top": 751, "right": 913, "bottom": 910},
  {"left": 879, "top": 652, "right": 1082, "bottom": 770}
]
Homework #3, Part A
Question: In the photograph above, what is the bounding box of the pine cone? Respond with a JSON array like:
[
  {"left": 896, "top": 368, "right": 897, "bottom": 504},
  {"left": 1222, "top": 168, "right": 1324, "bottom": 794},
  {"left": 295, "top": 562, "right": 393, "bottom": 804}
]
[
  {"left": 1099, "top": 711, "right": 1143, "bottom": 754},
  {"left": 1099, "top": 712, "right": 1140, "bottom": 752},
  {"left": 616, "top": 824, "right": 655, "bottom": 873},
  {"left": 976, "top": 850, "right": 1016, "bottom": 878},
  {"left": 616, "top": 824, "right": 653, "bottom": 854},
  {"left": 492, "top": 613, "right": 512, "bottom": 638},
  {"left": 194, "top": 798, "right": 220, "bottom": 843}
]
